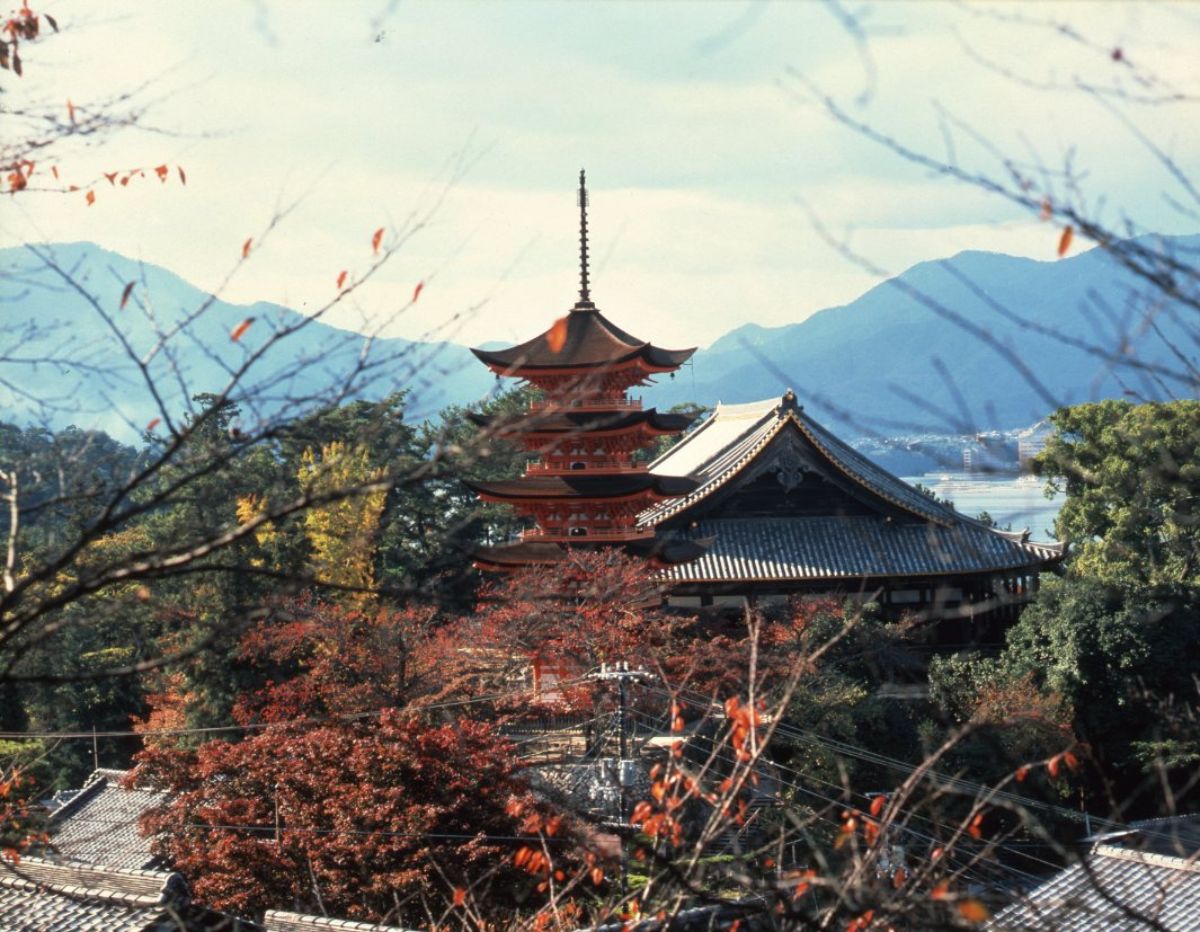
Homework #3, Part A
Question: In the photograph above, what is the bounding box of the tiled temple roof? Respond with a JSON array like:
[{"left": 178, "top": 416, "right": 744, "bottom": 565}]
[
  {"left": 658, "top": 517, "right": 1064, "bottom": 584},
  {"left": 643, "top": 393, "right": 1065, "bottom": 583}
]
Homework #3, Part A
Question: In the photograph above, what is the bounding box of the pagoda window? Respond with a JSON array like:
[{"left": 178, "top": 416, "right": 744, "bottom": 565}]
[{"left": 570, "top": 461, "right": 587, "bottom": 470}]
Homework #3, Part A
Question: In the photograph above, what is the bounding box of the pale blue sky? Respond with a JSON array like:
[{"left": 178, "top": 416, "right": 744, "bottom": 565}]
[{"left": 6, "top": 1, "right": 1198, "bottom": 348}]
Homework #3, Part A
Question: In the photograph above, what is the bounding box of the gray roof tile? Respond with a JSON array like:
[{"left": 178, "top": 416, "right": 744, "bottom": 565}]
[{"left": 49, "top": 769, "right": 166, "bottom": 871}]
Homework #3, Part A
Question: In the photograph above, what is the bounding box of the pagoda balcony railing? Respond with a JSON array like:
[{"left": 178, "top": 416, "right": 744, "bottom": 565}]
[
  {"left": 529, "top": 396, "right": 643, "bottom": 412},
  {"left": 526, "top": 460, "right": 645, "bottom": 473},
  {"left": 521, "top": 527, "right": 654, "bottom": 542}
]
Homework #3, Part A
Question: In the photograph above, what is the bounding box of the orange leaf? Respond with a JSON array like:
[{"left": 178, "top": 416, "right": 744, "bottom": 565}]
[
  {"left": 242, "top": 237, "right": 253, "bottom": 259},
  {"left": 230, "top": 318, "right": 254, "bottom": 342},
  {"left": 931, "top": 881, "right": 951, "bottom": 901},
  {"left": 336, "top": 270, "right": 348, "bottom": 289},
  {"left": 155, "top": 164, "right": 169, "bottom": 181},
  {"left": 177, "top": 166, "right": 187, "bottom": 185},
  {"left": 412, "top": 280, "right": 424, "bottom": 302},
  {"left": 104, "top": 171, "right": 118, "bottom": 186},
  {"left": 1057, "top": 225, "right": 1074, "bottom": 258},
  {"left": 958, "top": 898, "right": 991, "bottom": 923},
  {"left": 371, "top": 226, "right": 384, "bottom": 255},
  {"left": 120, "top": 175, "right": 131, "bottom": 187},
  {"left": 1064, "top": 750, "right": 1080, "bottom": 772},
  {"left": 452, "top": 887, "right": 466, "bottom": 907},
  {"left": 120, "top": 281, "right": 135, "bottom": 309},
  {"left": 546, "top": 315, "right": 569, "bottom": 353},
  {"left": 146, "top": 418, "right": 161, "bottom": 431},
  {"left": 1048, "top": 753, "right": 1062, "bottom": 778},
  {"left": 869, "top": 795, "right": 886, "bottom": 818},
  {"left": 892, "top": 867, "right": 906, "bottom": 888},
  {"left": 66, "top": 98, "right": 75, "bottom": 124},
  {"left": 1015, "top": 765, "right": 1029, "bottom": 783},
  {"left": 85, "top": 190, "right": 95, "bottom": 206},
  {"left": 591, "top": 866, "right": 604, "bottom": 886}
]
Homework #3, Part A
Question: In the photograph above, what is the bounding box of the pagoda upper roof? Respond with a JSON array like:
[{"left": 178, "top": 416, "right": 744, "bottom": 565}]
[
  {"left": 466, "top": 473, "right": 698, "bottom": 502},
  {"left": 467, "top": 408, "right": 695, "bottom": 436},
  {"left": 470, "top": 305, "right": 695, "bottom": 374},
  {"left": 640, "top": 391, "right": 1066, "bottom": 579}
]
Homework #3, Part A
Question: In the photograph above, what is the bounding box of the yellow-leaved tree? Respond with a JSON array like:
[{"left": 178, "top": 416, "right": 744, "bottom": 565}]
[{"left": 297, "top": 443, "right": 387, "bottom": 606}]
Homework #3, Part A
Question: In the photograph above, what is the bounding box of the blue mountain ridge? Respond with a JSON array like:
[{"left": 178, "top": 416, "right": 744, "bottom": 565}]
[
  {"left": 0, "top": 242, "right": 496, "bottom": 440},
  {"left": 2, "top": 235, "right": 1197, "bottom": 442},
  {"left": 648, "top": 233, "right": 1200, "bottom": 437}
]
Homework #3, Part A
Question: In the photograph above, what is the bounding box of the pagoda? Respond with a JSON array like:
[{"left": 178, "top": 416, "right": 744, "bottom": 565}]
[{"left": 467, "top": 171, "right": 707, "bottom": 572}]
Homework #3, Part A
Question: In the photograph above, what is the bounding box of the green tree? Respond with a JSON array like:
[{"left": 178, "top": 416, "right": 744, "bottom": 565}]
[{"left": 1036, "top": 400, "right": 1200, "bottom": 587}]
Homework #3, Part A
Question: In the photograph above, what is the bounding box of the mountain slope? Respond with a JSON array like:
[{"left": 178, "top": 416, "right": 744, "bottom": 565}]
[
  {"left": 648, "top": 235, "right": 1200, "bottom": 436},
  {"left": 0, "top": 242, "right": 495, "bottom": 439}
]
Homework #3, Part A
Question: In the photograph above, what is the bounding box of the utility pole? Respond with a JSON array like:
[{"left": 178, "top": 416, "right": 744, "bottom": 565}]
[{"left": 587, "top": 662, "right": 653, "bottom": 898}]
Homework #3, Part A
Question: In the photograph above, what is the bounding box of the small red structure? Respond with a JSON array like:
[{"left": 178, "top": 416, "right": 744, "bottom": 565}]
[{"left": 467, "top": 172, "right": 707, "bottom": 572}]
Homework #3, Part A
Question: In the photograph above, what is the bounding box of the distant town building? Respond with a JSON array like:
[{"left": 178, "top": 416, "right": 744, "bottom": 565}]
[{"left": 1017, "top": 420, "right": 1053, "bottom": 472}]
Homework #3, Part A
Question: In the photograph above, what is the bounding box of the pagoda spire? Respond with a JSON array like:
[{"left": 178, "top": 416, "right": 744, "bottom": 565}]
[{"left": 576, "top": 168, "right": 593, "bottom": 309}]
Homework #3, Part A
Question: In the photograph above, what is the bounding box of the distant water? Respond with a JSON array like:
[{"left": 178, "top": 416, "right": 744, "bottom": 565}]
[{"left": 901, "top": 473, "right": 1063, "bottom": 540}]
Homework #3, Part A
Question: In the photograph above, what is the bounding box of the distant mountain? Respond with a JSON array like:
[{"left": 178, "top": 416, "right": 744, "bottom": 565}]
[
  {"left": 4, "top": 236, "right": 1197, "bottom": 442},
  {"left": 0, "top": 242, "right": 495, "bottom": 440},
  {"left": 647, "top": 234, "right": 1200, "bottom": 437}
]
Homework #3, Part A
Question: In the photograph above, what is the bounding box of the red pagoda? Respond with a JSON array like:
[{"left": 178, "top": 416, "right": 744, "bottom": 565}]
[{"left": 467, "top": 171, "right": 708, "bottom": 572}]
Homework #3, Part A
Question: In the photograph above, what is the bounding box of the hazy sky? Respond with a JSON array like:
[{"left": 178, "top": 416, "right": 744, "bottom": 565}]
[{"left": 6, "top": 1, "right": 1199, "bottom": 350}]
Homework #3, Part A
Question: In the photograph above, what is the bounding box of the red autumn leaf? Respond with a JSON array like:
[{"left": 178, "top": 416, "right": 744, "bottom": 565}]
[
  {"left": 1048, "top": 753, "right": 1063, "bottom": 778},
  {"left": 590, "top": 866, "right": 604, "bottom": 886},
  {"left": 968, "top": 813, "right": 984, "bottom": 839},
  {"left": 869, "top": 795, "right": 886, "bottom": 818},
  {"left": 230, "top": 318, "right": 254, "bottom": 342},
  {"left": 931, "top": 881, "right": 951, "bottom": 901},
  {"left": 1057, "top": 225, "right": 1074, "bottom": 258},
  {"left": 177, "top": 166, "right": 187, "bottom": 185},
  {"left": 68, "top": 184, "right": 78, "bottom": 192},
  {"left": 155, "top": 164, "right": 169, "bottom": 182},
  {"left": 371, "top": 226, "right": 384, "bottom": 255},
  {"left": 336, "top": 270, "right": 348, "bottom": 289},
  {"left": 104, "top": 171, "right": 118, "bottom": 186},
  {"left": 546, "top": 315, "right": 569, "bottom": 353},
  {"left": 451, "top": 887, "right": 466, "bottom": 907},
  {"left": 120, "top": 175, "right": 131, "bottom": 187},
  {"left": 958, "top": 898, "right": 991, "bottom": 923},
  {"left": 1064, "top": 750, "right": 1080, "bottom": 772},
  {"left": 120, "top": 281, "right": 135, "bottom": 309},
  {"left": 85, "top": 190, "right": 95, "bottom": 206},
  {"left": 146, "top": 418, "right": 161, "bottom": 431},
  {"left": 892, "top": 867, "right": 907, "bottom": 888},
  {"left": 1016, "top": 765, "right": 1030, "bottom": 783},
  {"left": 412, "top": 280, "right": 424, "bottom": 302},
  {"left": 241, "top": 237, "right": 253, "bottom": 259},
  {"left": 66, "top": 99, "right": 75, "bottom": 124}
]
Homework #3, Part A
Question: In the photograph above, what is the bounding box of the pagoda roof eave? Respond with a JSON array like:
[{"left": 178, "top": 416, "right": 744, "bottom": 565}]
[
  {"left": 469, "top": 306, "right": 694, "bottom": 374},
  {"left": 467, "top": 409, "right": 695, "bottom": 436},
  {"left": 465, "top": 474, "right": 699, "bottom": 503}
]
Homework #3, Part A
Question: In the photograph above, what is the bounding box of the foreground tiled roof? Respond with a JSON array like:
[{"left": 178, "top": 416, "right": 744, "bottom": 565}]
[
  {"left": 658, "top": 517, "right": 1064, "bottom": 583},
  {"left": 49, "top": 769, "right": 166, "bottom": 871},
  {"left": 263, "top": 910, "right": 414, "bottom": 931},
  {"left": 0, "top": 857, "right": 190, "bottom": 931},
  {"left": 992, "top": 844, "right": 1200, "bottom": 930}
]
